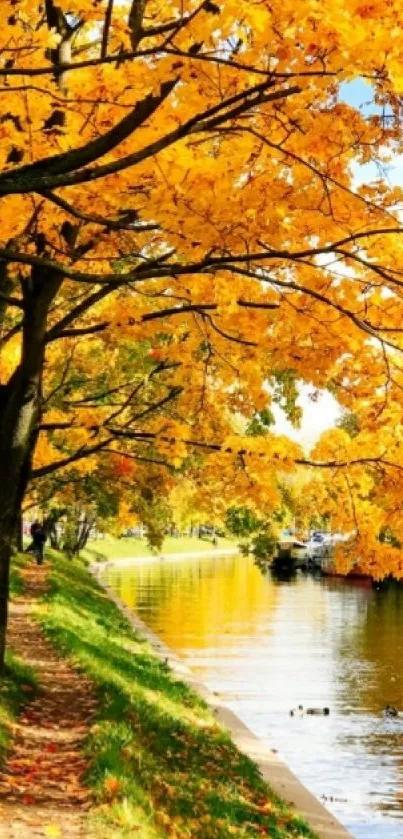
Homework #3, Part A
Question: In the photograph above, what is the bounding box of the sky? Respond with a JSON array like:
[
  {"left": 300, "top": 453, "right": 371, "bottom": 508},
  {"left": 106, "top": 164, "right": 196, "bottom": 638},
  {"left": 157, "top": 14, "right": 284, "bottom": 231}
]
[
  {"left": 272, "top": 386, "right": 340, "bottom": 451},
  {"left": 342, "top": 79, "right": 403, "bottom": 185}
]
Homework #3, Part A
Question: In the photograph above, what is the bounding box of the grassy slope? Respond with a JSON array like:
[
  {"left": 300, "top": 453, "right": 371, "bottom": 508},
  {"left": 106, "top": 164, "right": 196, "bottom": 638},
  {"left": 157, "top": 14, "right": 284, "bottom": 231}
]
[
  {"left": 0, "top": 554, "right": 37, "bottom": 761},
  {"left": 38, "top": 552, "right": 316, "bottom": 839},
  {"left": 82, "top": 535, "right": 238, "bottom": 563}
]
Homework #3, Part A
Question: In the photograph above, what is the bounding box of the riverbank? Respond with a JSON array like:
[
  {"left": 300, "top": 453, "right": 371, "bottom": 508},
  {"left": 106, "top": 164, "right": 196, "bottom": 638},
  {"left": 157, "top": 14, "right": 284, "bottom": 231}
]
[
  {"left": 95, "top": 568, "right": 354, "bottom": 839},
  {"left": 0, "top": 550, "right": 322, "bottom": 839},
  {"left": 81, "top": 534, "right": 238, "bottom": 563}
]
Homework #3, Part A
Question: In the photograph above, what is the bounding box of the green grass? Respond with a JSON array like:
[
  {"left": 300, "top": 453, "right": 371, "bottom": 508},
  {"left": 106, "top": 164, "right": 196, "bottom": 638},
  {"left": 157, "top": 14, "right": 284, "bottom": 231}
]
[
  {"left": 0, "top": 653, "right": 37, "bottom": 761},
  {"left": 81, "top": 535, "right": 238, "bottom": 563},
  {"left": 0, "top": 553, "right": 37, "bottom": 762},
  {"left": 0, "top": 652, "right": 36, "bottom": 765},
  {"left": 38, "top": 551, "right": 317, "bottom": 839},
  {"left": 10, "top": 550, "right": 27, "bottom": 596}
]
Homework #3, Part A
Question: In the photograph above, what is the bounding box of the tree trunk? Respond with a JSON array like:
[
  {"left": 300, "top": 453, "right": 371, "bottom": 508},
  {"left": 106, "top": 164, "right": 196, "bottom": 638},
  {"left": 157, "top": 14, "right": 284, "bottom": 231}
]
[
  {"left": 43, "top": 508, "right": 65, "bottom": 551},
  {"left": 14, "top": 509, "right": 23, "bottom": 553},
  {"left": 49, "top": 527, "right": 60, "bottom": 550},
  {"left": 77, "top": 517, "right": 94, "bottom": 553},
  {"left": 0, "top": 453, "right": 35, "bottom": 671},
  {"left": 0, "top": 524, "right": 13, "bottom": 670},
  {"left": 0, "top": 268, "right": 62, "bottom": 670}
]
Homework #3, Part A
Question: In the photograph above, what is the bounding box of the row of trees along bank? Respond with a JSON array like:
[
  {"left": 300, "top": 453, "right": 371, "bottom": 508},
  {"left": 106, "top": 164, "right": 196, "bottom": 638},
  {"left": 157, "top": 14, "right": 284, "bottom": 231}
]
[{"left": 4, "top": 1, "right": 403, "bottom": 668}]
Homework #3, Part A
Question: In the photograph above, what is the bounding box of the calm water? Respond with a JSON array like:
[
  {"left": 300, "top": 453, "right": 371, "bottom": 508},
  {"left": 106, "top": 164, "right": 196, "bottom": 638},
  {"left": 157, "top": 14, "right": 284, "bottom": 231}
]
[{"left": 105, "top": 554, "right": 403, "bottom": 838}]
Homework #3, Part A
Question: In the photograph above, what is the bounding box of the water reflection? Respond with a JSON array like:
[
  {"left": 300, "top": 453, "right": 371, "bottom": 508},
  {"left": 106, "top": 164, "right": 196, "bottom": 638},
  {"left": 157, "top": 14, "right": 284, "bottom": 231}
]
[{"left": 105, "top": 555, "right": 403, "bottom": 839}]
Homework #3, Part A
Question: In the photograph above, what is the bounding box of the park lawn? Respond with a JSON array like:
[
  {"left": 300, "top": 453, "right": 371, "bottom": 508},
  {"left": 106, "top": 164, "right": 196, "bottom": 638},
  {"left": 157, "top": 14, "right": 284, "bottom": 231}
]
[
  {"left": 81, "top": 534, "right": 238, "bottom": 563},
  {"left": 0, "top": 553, "right": 37, "bottom": 762},
  {"left": 38, "top": 551, "right": 316, "bottom": 839}
]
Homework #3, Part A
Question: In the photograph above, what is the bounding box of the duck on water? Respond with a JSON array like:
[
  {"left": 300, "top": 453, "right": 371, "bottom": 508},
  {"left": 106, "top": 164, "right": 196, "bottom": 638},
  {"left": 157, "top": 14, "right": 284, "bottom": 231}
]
[
  {"left": 384, "top": 704, "right": 403, "bottom": 718},
  {"left": 290, "top": 705, "right": 330, "bottom": 717},
  {"left": 291, "top": 704, "right": 401, "bottom": 718}
]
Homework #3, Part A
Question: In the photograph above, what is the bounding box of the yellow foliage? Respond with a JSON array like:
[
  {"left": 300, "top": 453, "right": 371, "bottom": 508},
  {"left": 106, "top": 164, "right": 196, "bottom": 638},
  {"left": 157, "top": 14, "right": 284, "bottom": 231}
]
[{"left": 4, "top": 0, "right": 403, "bottom": 578}]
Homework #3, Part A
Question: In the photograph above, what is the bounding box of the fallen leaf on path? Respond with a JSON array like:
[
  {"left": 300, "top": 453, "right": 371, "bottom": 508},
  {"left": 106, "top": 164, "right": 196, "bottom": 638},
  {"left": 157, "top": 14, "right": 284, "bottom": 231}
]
[
  {"left": 44, "top": 825, "right": 62, "bottom": 838},
  {"left": 45, "top": 743, "right": 58, "bottom": 753}
]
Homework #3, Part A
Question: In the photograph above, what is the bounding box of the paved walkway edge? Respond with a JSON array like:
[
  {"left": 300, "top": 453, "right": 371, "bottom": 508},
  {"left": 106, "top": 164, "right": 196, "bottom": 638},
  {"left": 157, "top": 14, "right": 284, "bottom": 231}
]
[{"left": 91, "top": 567, "right": 354, "bottom": 839}]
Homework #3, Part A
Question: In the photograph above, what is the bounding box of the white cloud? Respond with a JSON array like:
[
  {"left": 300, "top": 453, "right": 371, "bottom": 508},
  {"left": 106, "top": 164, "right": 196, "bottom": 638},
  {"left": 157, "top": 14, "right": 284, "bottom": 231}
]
[{"left": 272, "top": 384, "right": 341, "bottom": 452}]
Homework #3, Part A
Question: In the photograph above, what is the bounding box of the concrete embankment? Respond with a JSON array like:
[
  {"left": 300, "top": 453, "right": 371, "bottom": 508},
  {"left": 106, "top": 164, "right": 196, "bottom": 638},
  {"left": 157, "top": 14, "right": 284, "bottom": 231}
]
[{"left": 93, "top": 567, "right": 354, "bottom": 839}]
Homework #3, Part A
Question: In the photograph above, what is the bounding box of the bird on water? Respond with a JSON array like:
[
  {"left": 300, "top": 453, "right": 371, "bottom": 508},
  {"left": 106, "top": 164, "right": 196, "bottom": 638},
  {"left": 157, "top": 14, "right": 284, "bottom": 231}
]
[{"left": 290, "top": 705, "right": 330, "bottom": 716}]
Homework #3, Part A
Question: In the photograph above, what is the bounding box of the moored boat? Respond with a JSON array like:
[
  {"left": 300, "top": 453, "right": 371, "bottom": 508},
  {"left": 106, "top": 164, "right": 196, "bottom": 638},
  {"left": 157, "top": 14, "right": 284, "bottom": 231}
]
[{"left": 274, "top": 534, "right": 308, "bottom": 570}]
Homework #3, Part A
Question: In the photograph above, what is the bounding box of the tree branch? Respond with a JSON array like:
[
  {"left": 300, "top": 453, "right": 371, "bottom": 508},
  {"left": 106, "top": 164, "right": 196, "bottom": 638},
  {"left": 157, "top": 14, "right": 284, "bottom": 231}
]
[
  {"left": 0, "top": 78, "right": 178, "bottom": 187},
  {"left": 31, "top": 437, "right": 114, "bottom": 479},
  {"left": 103, "top": 429, "right": 403, "bottom": 475},
  {"left": 140, "top": 303, "right": 217, "bottom": 321},
  {"left": 129, "top": 0, "right": 148, "bottom": 50},
  {"left": 0, "top": 291, "right": 25, "bottom": 309},
  {"left": 41, "top": 190, "right": 159, "bottom": 232},
  {"left": 101, "top": 0, "right": 114, "bottom": 59},
  {"left": 45, "top": 285, "right": 118, "bottom": 342},
  {"left": 46, "top": 300, "right": 279, "bottom": 344},
  {"left": 0, "top": 82, "right": 298, "bottom": 194},
  {"left": 3, "top": 226, "right": 403, "bottom": 284},
  {"left": 0, "top": 48, "right": 341, "bottom": 80},
  {"left": 50, "top": 322, "right": 109, "bottom": 341}
]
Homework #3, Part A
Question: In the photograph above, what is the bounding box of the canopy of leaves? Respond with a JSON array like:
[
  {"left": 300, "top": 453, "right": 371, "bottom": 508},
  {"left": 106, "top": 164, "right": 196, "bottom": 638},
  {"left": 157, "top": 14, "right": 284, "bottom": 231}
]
[{"left": 4, "top": 0, "right": 403, "bottom": 577}]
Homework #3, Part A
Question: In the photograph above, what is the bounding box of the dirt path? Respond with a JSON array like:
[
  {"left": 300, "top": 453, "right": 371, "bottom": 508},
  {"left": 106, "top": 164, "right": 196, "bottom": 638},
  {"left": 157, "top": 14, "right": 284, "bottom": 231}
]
[{"left": 0, "top": 565, "right": 97, "bottom": 838}]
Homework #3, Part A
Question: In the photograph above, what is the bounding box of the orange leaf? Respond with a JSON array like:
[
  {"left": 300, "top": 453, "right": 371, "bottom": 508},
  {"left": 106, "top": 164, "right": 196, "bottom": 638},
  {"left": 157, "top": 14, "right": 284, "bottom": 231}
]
[{"left": 104, "top": 776, "right": 121, "bottom": 797}]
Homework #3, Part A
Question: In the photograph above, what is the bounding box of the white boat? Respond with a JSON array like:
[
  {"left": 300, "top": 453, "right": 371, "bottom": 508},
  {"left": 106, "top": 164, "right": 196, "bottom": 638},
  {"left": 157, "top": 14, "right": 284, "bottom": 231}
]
[
  {"left": 275, "top": 531, "right": 353, "bottom": 572},
  {"left": 290, "top": 540, "right": 309, "bottom": 561},
  {"left": 275, "top": 534, "right": 309, "bottom": 567},
  {"left": 306, "top": 532, "right": 333, "bottom": 559}
]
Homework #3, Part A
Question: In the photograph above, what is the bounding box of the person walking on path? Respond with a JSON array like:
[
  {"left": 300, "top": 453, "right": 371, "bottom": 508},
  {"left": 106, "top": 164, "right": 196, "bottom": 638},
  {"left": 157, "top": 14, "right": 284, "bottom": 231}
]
[
  {"left": 25, "top": 520, "right": 40, "bottom": 556},
  {"left": 31, "top": 521, "right": 47, "bottom": 565}
]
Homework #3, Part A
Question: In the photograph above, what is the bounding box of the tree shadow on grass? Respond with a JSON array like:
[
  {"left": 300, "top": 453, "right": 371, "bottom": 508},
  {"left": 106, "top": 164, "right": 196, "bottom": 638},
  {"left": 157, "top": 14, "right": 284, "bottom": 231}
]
[{"left": 45, "top": 562, "right": 203, "bottom": 707}]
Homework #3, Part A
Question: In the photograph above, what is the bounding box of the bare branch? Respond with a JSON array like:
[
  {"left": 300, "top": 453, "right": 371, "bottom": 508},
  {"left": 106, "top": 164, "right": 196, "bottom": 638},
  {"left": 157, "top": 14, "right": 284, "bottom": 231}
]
[{"left": 105, "top": 448, "right": 169, "bottom": 467}]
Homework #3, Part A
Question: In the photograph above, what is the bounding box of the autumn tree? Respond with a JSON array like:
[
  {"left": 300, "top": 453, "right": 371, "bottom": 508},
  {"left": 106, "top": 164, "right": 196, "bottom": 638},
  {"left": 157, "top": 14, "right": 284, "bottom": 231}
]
[
  {"left": 4, "top": 0, "right": 403, "bottom": 666},
  {"left": 28, "top": 453, "right": 175, "bottom": 555}
]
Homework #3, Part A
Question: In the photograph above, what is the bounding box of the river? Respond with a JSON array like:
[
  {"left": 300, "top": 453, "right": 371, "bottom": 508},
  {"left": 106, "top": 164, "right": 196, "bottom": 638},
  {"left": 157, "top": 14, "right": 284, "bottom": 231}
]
[{"left": 104, "top": 553, "right": 403, "bottom": 839}]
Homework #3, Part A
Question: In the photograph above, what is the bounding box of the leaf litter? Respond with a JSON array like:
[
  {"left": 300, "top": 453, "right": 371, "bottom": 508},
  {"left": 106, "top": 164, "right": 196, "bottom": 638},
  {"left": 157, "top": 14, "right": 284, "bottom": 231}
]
[{"left": 0, "top": 566, "right": 97, "bottom": 838}]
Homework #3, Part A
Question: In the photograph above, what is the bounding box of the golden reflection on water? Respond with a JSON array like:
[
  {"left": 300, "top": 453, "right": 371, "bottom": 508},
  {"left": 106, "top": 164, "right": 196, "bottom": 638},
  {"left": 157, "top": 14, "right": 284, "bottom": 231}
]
[
  {"left": 109, "top": 555, "right": 281, "bottom": 649},
  {"left": 105, "top": 554, "right": 403, "bottom": 839}
]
